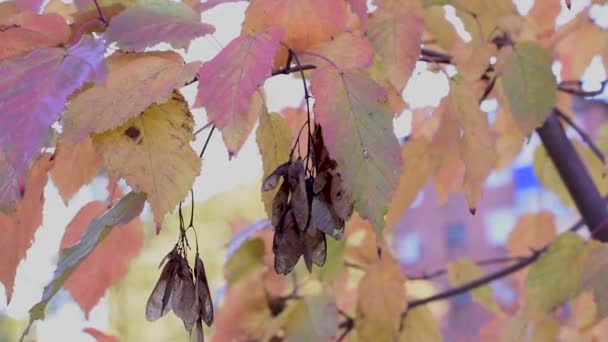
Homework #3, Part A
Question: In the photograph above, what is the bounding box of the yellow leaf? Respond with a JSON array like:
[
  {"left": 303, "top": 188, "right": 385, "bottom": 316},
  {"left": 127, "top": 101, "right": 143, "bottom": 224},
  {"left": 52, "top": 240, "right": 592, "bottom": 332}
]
[
  {"left": 447, "top": 258, "right": 500, "bottom": 313},
  {"left": 506, "top": 211, "right": 556, "bottom": 257},
  {"left": 400, "top": 306, "right": 441, "bottom": 342},
  {"left": 92, "top": 91, "right": 200, "bottom": 229},
  {"left": 452, "top": 0, "right": 521, "bottom": 41},
  {"left": 452, "top": 40, "right": 496, "bottom": 82},
  {"left": 423, "top": 6, "right": 459, "bottom": 51},
  {"left": 255, "top": 108, "right": 292, "bottom": 219},
  {"left": 284, "top": 294, "right": 338, "bottom": 341},
  {"left": 491, "top": 95, "right": 525, "bottom": 170},
  {"left": 525, "top": 232, "right": 586, "bottom": 315}
]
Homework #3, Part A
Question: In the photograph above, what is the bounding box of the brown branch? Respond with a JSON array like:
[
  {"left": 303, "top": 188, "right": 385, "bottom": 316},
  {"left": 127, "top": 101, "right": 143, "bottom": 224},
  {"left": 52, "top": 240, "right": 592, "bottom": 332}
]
[
  {"left": 558, "top": 79, "right": 608, "bottom": 97},
  {"left": 408, "top": 255, "right": 529, "bottom": 281},
  {"left": 537, "top": 112, "right": 608, "bottom": 241},
  {"left": 554, "top": 108, "right": 605, "bottom": 163}
]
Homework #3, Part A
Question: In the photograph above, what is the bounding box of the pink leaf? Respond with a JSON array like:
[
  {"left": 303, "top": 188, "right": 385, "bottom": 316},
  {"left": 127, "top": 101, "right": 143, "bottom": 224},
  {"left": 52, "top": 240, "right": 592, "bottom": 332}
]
[
  {"left": 348, "top": 0, "right": 368, "bottom": 30},
  {"left": 0, "top": 11, "right": 70, "bottom": 60},
  {"left": 83, "top": 328, "right": 119, "bottom": 342},
  {"left": 195, "top": 26, "right": 283, "bottom": 154},
  {"left": 0, "top": 36, "right": 106, "bottom": 210},
  {"left": 60, "top": 200, "right": 144, "bottom": 316},
  {"left": 105, "top": 0, "right": 215, "bottom": 52}
]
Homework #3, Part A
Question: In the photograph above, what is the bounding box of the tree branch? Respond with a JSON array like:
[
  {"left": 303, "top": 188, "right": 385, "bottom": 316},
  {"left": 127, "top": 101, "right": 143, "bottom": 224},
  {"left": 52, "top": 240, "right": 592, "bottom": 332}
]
[
  {"left": 536, "top": 112, "right": 608, "bottom": 241},
  {"left": 408, "top": 255, "right": 529, "bottom": 281},
  {"left": 554, "top": 108, "right": 605, "bottom": 163},
  {"left": 558, "top": 79, "right": 608, "bottom": 97}
]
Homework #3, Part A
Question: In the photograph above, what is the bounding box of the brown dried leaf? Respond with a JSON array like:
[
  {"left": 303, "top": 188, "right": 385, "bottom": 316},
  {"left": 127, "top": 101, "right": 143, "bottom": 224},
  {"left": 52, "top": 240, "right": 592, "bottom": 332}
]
[
  {"left": 310, "top": 194, "right": 345, "bottom": 240},
  {"left": 273, "top": 210, "right": 304, "bottom": 275},
  {"left": 262, "top": 162, "right": 290, "bottom": 192}
]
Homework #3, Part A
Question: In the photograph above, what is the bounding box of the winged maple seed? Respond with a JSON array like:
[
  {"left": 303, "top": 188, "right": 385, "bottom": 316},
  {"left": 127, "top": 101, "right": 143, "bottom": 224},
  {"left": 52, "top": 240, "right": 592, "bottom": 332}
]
[
  {"left": 146, "top": 247, "right": 214, "bottom": 340},
  {"left": 262, "top": 125, "right": 353, "bottom": 274}
]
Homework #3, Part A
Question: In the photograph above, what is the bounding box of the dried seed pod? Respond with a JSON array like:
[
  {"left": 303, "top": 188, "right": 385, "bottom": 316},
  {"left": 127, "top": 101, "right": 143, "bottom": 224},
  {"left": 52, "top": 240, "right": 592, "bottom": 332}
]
[
  {"left": 303, "top": 228, "right": 327, "bottom": 272},
  {"left": 194, "top": 254, "right": 214, "bottom": 327},
  {"left": 288, "top": 159, "right": 309, "bottom": 231},
  {"left": 262, "top": 162, "right": 290, "bottom": 192},
  {"left": 273, "top": 210, "right": 304, "bottom": 275},
  {"left": 330, "top": 173, "right": 353, "bottom": 221},
  {"left": 310, "top": 194, "right": 345, "bottom": 240},
  {"left": 271, "top": 180, "right": 290, "bottom": 227},
  {"left": 313, "top": 170, "right": 328, "bottom": 194},
  {"left": 171, "top": 257, "right": 198, "bottom": 330},
  {"left": 146, "top": 250, "right": 180, "bottom": 321}
]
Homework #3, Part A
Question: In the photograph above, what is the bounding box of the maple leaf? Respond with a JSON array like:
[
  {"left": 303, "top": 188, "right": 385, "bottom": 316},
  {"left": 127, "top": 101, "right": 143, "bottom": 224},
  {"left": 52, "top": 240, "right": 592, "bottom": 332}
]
[
  {"left": 105, "top": 0, "right": 215, "bottom": 52},
  {"left": 0, "top": 154, "right": 52, "bottom": 303},
  {"left": 194, "top": 27, "right": 283, "bottom": 154},
  {"left": 59, "top": 200, "right": 143, "bottom": 316},
  {"left": 0, "top": 11, "right": 70, "bottom": 60},
  {"left": 400, "top": 306, "right": 441, "bottom": 342},
  {"left": 283, "top": 295, "right": 338, "bottom": 340},
  {"left": 423, "top": 6, "right": 459, "bottom": 52},
  {"left": 506, "top": 211, "right": 556, "bottom": 257},
  {"left": 499, "top": 41, "right": 557, "bottom": 135},
  {"left": 368, "top": 0, "right": 424, "bottom": 91},
  {"left": 447, "top": 258, "right": 500, "bottom": 313},
  {"left": 256, "top": 109, "right": 292, "bottom": 220},
  {"left": 242, "top": 0, "right": 348, "bottom": 66},
  {"left": 83, "top": 328, "right": 119, "bottom": 342},
  {"left": 92, "top": 91, "right": 200, "bottom": 229},
  {"left": 61, "top": 51, "right": 198, "bottom": 143},
  {"left": 310, "top": 68, "right": 402, "bottom": 233},
  {"left": 347, "top": 0, "right": 368, "bottom": 30},
  {"left": 302, "top": 30, "right": 374, "bottom": 70},
  {"left": 49, "top": 137, "right": 102, "bottom": 204},
  {"left": 0, "top": 36, "right": 106, "bottom": 211},
  {"left": 25, "top": 192, "right": 146, "bottom": 334},
  {"left": 451, "top": 0, "right": 521, "bottom": 41},
  {"left": 15, "top": 0, "right": 45, "bottom": 14},
  {"left": 356, "top": 255, "right": 407, "bottom": 341},
  {"left": 526, "top": 232, "right": 587, "bottom": 316}
]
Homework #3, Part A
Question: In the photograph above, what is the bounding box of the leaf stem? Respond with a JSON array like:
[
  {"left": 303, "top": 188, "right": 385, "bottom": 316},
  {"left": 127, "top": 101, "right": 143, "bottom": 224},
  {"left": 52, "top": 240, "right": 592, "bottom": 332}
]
[
  {"left": 199, "top": 125, "right": 215, "bottom": 159},
  {"left": 289, "top": 49, "right": 314, "bottom": 174},
  {"left": 92, "top": 0, "right": 107, "bottom": 24}
]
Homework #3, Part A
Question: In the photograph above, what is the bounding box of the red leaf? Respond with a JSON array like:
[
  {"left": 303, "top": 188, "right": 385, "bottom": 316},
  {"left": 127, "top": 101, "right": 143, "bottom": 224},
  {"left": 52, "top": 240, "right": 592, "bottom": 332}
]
[
  {"left": 105, "top": 0, "right": 215, "bottom": 52},
  {"left": 60, "top": 200, "right": 144, "bottom": 316},
  {"left": 0, "top": 11, "right": 70, "bottom": 60},
  {"left": 0, "top": 154, "right": 52, "bottom": 302},
  {"left": 0, "top": 36, "right": 106, "bottom": 210},
  {"left": 194, "top": 26, "right": 283, "bottom": 154},
  {"left": 83, "top": 328, "right": 119, "bottom": 342}
]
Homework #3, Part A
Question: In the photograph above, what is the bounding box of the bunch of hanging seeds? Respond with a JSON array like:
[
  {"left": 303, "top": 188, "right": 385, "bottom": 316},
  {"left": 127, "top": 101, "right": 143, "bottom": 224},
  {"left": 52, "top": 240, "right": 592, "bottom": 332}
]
[{"left": 262, "top": 125, "right": 354, "bottom": 275}]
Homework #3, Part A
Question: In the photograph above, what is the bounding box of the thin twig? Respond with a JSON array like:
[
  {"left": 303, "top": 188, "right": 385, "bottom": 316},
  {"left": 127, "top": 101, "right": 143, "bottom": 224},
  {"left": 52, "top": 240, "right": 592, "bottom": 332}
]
[
  {"left": 271, "top": 64, "right": 316, "bottom": 76},
  {"left": 199, "top": 125, "right": 215, "bottom": 158},
  {"left": 558, "top": 79, "right": 608, "bottom": 97},
  {"left": 555, "top": 108, "right": 605, "bottom": 163},
  {"left": 92, "top": 0, "right": 107, "bottom": 23},
  {"left": 408, "top": 255, "right": 529, "bottom": 281},
  {"left": 288, "top": 49, "right": 315, "bottom": 174},
  {"left": 193, "top": 121, "right": 214, "bottom": 137}
]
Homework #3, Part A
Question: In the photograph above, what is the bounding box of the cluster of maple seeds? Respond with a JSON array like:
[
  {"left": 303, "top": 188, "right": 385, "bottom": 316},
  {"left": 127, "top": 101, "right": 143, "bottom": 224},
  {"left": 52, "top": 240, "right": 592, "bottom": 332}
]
[
  {"left": 263, "top": 126, "right": 354, "bottom": 275},
  {"left": 145, "top": 247, "right": 213, "bottom": 341}
]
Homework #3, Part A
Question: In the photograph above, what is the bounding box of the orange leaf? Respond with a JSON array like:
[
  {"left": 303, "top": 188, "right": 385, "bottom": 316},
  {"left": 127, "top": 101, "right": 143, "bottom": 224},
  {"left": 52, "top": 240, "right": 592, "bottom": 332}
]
[
  {"left": 506, "top": 211, "right": 556, "bottom": 257},
  {"left": 0, "top": 154, "right": 52, "bottom": 302},
  {"left": 59, "top": 201, "right": 143, "bottom": 316}
]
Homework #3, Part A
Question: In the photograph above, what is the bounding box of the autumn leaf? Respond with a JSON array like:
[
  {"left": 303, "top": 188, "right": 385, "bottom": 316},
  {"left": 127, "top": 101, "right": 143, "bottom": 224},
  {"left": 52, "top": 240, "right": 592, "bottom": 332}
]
[
  {"left": 83, "top": 328, "right": 119, "bottom": 342},
  {"left": 195, "top": 27, "right": 283, "bottom": 154},
  {"left": 0, "top": 154, "right": 52, "bottom": 302},
  {"left": 302, "top": 30, "right": 374, "bottom": 70},
  {"left": 256, "top": 109, "right": 292, "bottom": 219},
  {"left": 242, "top": 0, "right": 348, "bottom": 66},
  {"left": 92, "top": 91, "right": 200, "bottom": 229},
  {"left": 49, "top": 137, "right": 102, "bottom": 204},
  {"left": 423, "top": 6, "right": 459, "bottom": 51},
  {"left": 347, "top": 0, "right": 368, "bottom": 30},
  {"left": 59, "top": 200, "right": 143, "bottom": 316},
  {"left": 224, "top": 238, "right": 265, "bottom": 285},
  {"left": 499, "top": 41, "right": 557, "bottom": 135},
  {"left": 525, "top": 232, "right": 586, "bottom": 316},
  {"left": 400, "top": 306, "right": 441, "bottom": 342},
  {"left": 581, "top": 243, "right": 608, "bottom": 320},
  {"left": 368, "top": 0, "right": 424, "bottom": 91},
  {"left": 0, "top": 11, "right": 70, "bottom": 60},
  {"left": 506, "top": 211, "right": 556, "bottom": 257},
  {"left": 356, "top": 255, "right": 407, "bottom": 341},
  {"left": 450, "top": 77, "right": 496, "bottom": 210},
  {"left": 284, "top": 294, "right": 339, "bottom": 341},
  {"left": 527, "top": 0, "right": 561, "bottom": 44},
  {"left": 105, "top": 0, "right": 215, "bottom": 52},
  {"left": 451, "top": 0, "right": 521, "bottom": 41},
  {"left": 447, "top": 258, "right": 499, "bottom": 313},
  {"left": 25, "top": 192, "right": 146, "bottom": 333},
  {"left": 311, "top": 68, "right": 402, "bottom": 233},
  {"left": 62, "top": 51, "right": 198, "bottom": 143},
  {"left": 0, "top": 36, "right": 106, "bottom": 211}
]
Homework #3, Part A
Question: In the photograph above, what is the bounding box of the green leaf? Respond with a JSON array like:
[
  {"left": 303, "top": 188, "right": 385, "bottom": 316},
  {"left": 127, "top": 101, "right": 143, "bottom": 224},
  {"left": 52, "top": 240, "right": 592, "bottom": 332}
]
[
  {"left": 499, "top": 41, "right": 557, "bottom": 135},
  {"left": 525, "top": 232, "right": 585, "bottom": 315},
  {"left": 446, "top": 258, "right": 499, "bottom": 313},
  {"left": 284, "top": 294, "right": 338, "bottom": 341},
  {"left": 310, "top": 68, "right": 402, "bottom": 234},
  {"left": 224, "top": 238, "right": 265, "bottom": 285},
  {"left": 22, "top": 192, "right": 146, "bottom": 340},
  {"left": 400, "top": 306, "right": 441, "bottom": 342}
]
